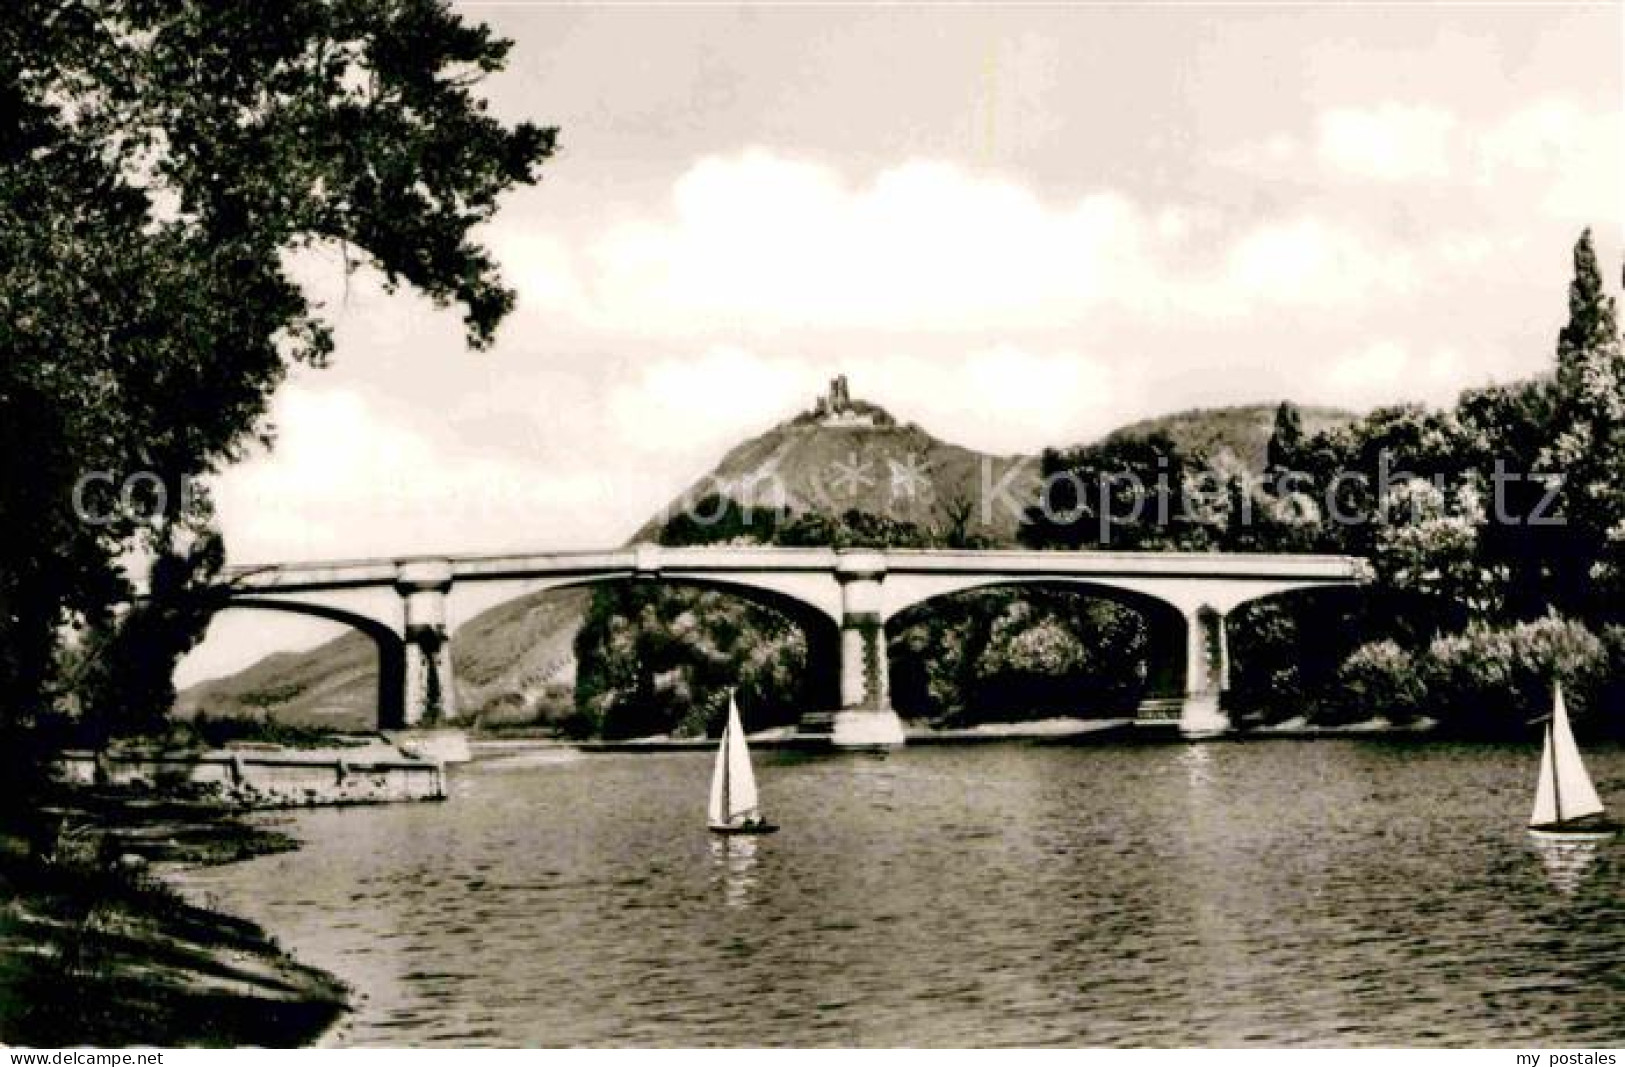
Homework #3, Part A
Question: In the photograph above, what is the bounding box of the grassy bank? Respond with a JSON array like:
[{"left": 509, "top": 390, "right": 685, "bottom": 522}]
[{"left": 0, "top": 792, "right": 348, "bottom": 1047}]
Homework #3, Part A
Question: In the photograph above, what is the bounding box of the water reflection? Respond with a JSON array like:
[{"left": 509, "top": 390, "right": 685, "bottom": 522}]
[
  {"left": 709, "top": 835, "right": 761, "bottom": 908},
  {"left": 1529, "top": 836, "right": 1603, "bottom": 897},
  {"left": 1178, "top": 742, "right": 1213, "bottom": 789}
]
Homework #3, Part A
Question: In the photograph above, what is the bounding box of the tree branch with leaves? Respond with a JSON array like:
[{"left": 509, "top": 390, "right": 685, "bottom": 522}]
[{"left": 0, "top": 0, "right": 556, "bottom": 748}]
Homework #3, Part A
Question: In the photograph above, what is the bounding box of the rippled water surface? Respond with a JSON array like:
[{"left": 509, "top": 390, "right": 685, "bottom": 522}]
[{"left": 186, "top": 741, "right": 1625, "bottom": 1046}]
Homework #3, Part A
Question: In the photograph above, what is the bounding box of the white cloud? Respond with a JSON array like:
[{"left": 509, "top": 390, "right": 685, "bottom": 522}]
[
  {"left": 1481, "top": 98, "right": 1598, "bottom": 172},
  {"left": 1223, "top": 97, "right": 1620, "bottom": 225},
  {"left": 605, "top": 347, "right": 820, "bottom": 456},
  {"left": 485, "top": 230, "right": 587, "bottom": 313},
  {"left": 598, "top": 343, "right": 1138, "bottom": 459},
  {"left": 1316, "top": 103, "right": 1458, "bottom": 181},
  {"left": 508, "top": 149, "right": 1482, "bottom": 335},
  {"left": 1223, "top": 218, "right": 1419, "bottom": 307},
  {"left": 862, "top": 346, "right": 1133, "bottom": 454},
  {"left": 1218, "top": 132, "right": 1302, "bottom": 174},
  {"left": 585, "top": 152, "right": 1171, "bottom": 332},
  {"left": 212, "top": 386, "right": 636, "bottom": 563},
  {"left": 1323, "top": 340, "right": 1470, "bottom": 407},
  {"left": 1477, "top": 98, "right": 1623, "bottom": 221}
]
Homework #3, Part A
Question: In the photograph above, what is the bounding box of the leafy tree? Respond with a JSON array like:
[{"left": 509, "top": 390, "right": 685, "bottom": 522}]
[
  {"left": 775, "top": 509, "right": 931, "bottom": 549},
  {"left": 0, "top": 0, "right": 556, "bottom": 746},
  {"left": 1020, "top": 432, "right": 1220, "bottom": 550},
  {"left": 1334, "top": 617, "right": 1614, "bottom": 736},
  {"left": 67, "top": 530, "right": 227, "bottom": 745},
  {"left": 1217, "top": 233, "right": 1625, "bottom": 728},
  {"left": 889, "top": 588, "right": 1146, "bottom": 725},
  {"left": 1225, "top": 592, "right": 1368, "bottom": 725},
  {"left": 1539, "top": 229, "right": 1625, "bottom": 617},
  {"left": 1454, "top": 379, "right": 1560, "bottom": 620},
  {"left": 1370, "top": 480, "right": 1503, "bottom": 632},
  {"left": 572, "top": 582, "right": 815, "bottom": 739},
  {"left": 935, "top": 489, "right": 996, "bottom": 549},
  {"left": 1332, "top": 640, "right": 1429, "bottom": 726},
  {"left": 657, "top": 495, "right": 791, "bottom": 547}
]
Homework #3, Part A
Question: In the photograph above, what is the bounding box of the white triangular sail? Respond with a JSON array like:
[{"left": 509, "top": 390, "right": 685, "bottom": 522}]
[
  {"left": 1530, "top": 683, "right": 1606, "bottom": 827},
  {"left": 708, "top": 693, "right": 760, "bottom": 826},
  {"left": 707, "top": 715, "right": 730, "bottom": 826},
  {"left": 723, "top": 694, "right": 759, "bottom": 819}
]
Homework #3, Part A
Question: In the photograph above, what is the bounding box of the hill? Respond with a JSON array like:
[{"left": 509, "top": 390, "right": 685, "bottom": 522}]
[
  {"left": 1105, "top": 402, "right": 1356, "bottom": 471},
  {"left": 633, "top": 376, "right": 1040, "bottom": 545},
  {"left": 176, "top": 588, "right": 592, "bottom": 732},
  {"left": 177, "top": 631, "right": 377, "bottom": 730},
  {"left": 178, "top": 386, "right": 1356, "bottom": 730}
]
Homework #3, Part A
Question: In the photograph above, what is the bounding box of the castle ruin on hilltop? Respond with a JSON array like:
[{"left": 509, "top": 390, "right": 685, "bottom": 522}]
[{"left": 811, "top": 374, "right": 879, "bottom": 427}]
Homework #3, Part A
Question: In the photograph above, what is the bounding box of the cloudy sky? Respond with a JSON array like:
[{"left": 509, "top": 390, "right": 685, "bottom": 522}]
[{"left": 180, "top": 2, "right": 1623, "bottom": 684}]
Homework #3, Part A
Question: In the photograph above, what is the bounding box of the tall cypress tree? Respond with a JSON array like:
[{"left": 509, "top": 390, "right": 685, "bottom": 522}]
[
  {"left": 1266, "top": 400, "right": 1305, "bottom": 478},
  {"left": 1539, "top": 229, "right": 1625, "bottom": 616}
]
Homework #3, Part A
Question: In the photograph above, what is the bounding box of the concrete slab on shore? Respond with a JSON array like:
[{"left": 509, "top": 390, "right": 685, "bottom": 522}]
[{"left": 52, "top": 739, "right": 447, "bottom": 807}]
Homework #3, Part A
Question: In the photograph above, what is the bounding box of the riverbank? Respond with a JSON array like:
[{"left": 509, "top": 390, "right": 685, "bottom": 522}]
[
  {"left": 0, "top": 792, "right": 348, "bottom": 1047},
  {"left": 475, "top": 713, "right": 1443, "bottom": 754}
]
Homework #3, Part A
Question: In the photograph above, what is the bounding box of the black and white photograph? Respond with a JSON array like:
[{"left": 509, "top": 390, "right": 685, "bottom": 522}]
[{"left": 2, "top": 0, "right": 1623, "bottom": 1051}]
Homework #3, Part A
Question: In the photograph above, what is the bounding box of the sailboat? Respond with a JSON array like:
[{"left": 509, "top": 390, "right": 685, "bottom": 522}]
[
  {"left": 1528, "top": 683, "right": 1616, "bottom": 840},
  {"left": 708, "top": 692, "right": 778, "bottom": 835}
]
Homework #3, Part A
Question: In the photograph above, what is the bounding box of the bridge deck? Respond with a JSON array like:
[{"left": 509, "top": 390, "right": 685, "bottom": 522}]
[{"left": 221, "top": 546, "right": 1368, "bottom": 593}]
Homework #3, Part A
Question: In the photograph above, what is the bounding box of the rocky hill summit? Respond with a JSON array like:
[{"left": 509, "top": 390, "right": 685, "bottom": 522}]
[{"left": 632, "top": 376, "right": 1039, "bottom": 545}]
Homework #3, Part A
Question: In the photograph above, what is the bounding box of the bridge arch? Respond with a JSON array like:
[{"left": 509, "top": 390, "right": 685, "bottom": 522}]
[
  {"left": 505, "top": 573, "right": 838, "bottom": 629},
  {"left": 219, "top": 597, "right": 407, "bottom": 729},
  {"left": 517, "top": 573, "right": 844, "bottom": 730},
  {"left": 883, "top": 577, "right": 1193, "bottom": 721},
  {"left": 883, "top": 574, "right": 1189, "bottom": 623},
  {"left": 451, "top": 563, "right": 843, "bottom": 630},
  {"left": 1223, "top": 582, "right": 1372, "bottom": 724}
]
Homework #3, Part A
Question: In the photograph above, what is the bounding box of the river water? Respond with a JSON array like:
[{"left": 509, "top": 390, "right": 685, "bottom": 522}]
[{"left": 184, "top": 740, "right": 1625, "bottom": 1046}]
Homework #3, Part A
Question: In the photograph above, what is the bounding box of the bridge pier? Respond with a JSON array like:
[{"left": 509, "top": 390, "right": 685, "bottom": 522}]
[
  {"left": 396, "top": 561, "right": 457, "bottom": 727},
  {"left": 830, "top": 552, "right": 905, "bottom": 747},
  {"left": 1135, "top": 604, "right": 1230, "bottom": 736}
]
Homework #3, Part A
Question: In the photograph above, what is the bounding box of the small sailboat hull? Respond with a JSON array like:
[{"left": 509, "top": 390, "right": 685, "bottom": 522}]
[
  {"left": 1528, "top": 817, "right": 1618, "bottom": 841},
  {"left": 708, "top": 821, "right": 780, "bottom": 835}
]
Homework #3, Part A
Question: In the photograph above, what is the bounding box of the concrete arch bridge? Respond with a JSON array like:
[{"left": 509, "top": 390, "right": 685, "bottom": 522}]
[{"left": 213, "top": 546, "right": 1369, "bottom": 745}]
